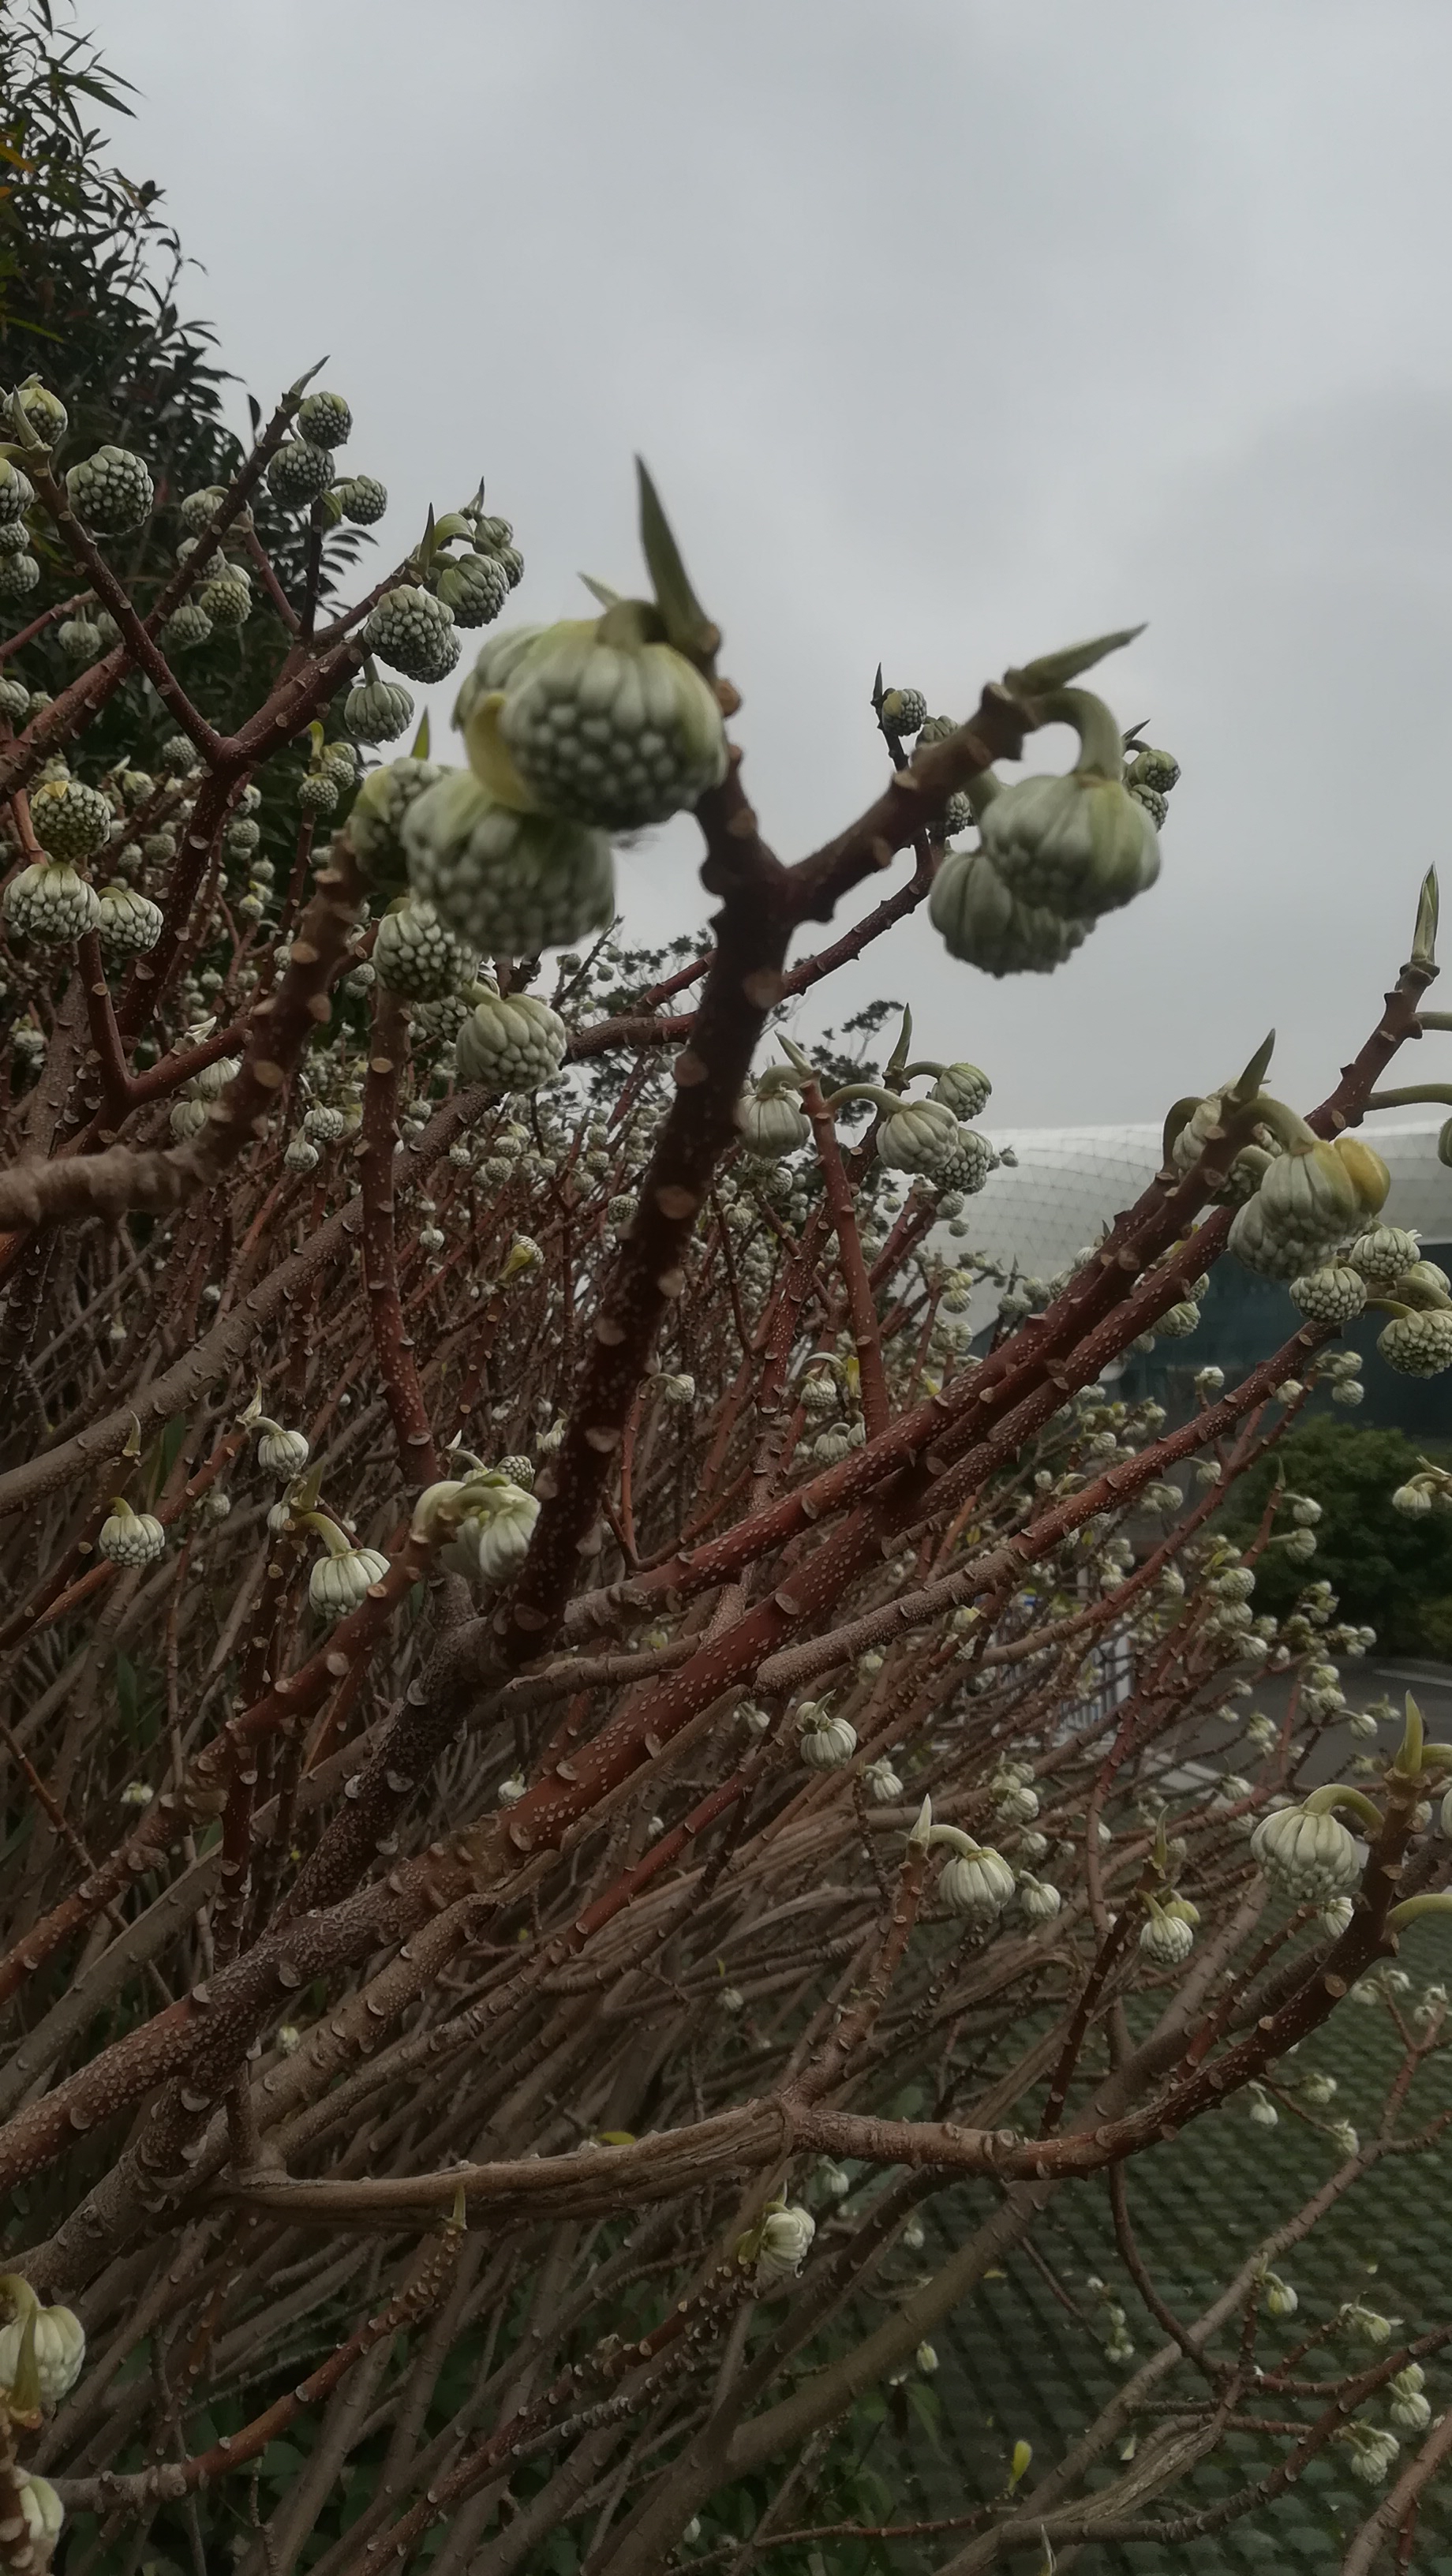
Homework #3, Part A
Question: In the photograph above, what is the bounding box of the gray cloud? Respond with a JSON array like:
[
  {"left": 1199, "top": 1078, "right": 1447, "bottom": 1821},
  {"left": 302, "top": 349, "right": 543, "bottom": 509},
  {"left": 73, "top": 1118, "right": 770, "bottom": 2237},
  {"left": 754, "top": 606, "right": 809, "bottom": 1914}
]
[{"left": 104, "top": 0, "right": 1452, "bottom": 1122}]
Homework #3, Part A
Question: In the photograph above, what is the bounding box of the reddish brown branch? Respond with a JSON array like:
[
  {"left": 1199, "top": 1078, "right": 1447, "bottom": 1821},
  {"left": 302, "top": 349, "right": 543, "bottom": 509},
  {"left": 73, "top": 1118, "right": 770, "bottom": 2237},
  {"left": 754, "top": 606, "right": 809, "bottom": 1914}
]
[
  {"left": 802, "top": 1076, "right": 889, "bottom": 1438},
  {"left": 360, "top": 989, "right": 439, "bottom": 1485},
  {"left": 0, "top": 844, "right": 364, "bottom": 1231},
  {"left": 504, "top": 750, "right": 794, "bottom": 1644}
]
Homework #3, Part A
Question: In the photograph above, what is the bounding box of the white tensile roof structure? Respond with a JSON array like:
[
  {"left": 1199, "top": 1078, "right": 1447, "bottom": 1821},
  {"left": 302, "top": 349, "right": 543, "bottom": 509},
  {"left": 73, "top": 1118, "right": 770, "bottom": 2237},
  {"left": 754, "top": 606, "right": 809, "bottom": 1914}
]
[{"left": 961, "top": 1118, "right": 1452, "bottom": 1293}]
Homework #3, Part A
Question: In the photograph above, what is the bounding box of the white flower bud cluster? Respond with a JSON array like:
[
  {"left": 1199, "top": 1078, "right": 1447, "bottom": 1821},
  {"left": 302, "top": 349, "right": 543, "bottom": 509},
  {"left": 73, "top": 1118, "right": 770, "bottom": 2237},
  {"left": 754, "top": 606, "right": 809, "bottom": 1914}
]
[
  {"left": 1389, "top": 2363, "right": 1431, "bottom": 2432},
  {"left": 98, "top": 1496, "right": 166, "bottom": 1567},
  {"left": 746, "top": 2203, "right": 816, "bottom": 2292},
  {"left": 930, "top": 695, "right": 1163, "bottom": 977},
  {"left": 991, "top": 1768, "right": 1039, "bottom": 1827},
  {"left": 1289, "top": 1263, "right": 1367, "bottom": 1325},
  {"left": 96, "top": 878, "right": 163, "bottom": 965},
  {"left": 1085, "top": 2276, "right": 1136, "bottom": 2367},
  {"left": 419, "top": 1473, "right": 541, "bottom": 1586},
  {"left": 1140, "top": 1901, "right": 1196, "bottom": 1968},
  {"left": 309, "top": 1532, "right": 390, "bottom": 1617},
  {"left": 1251, "top": 1803, "right": 1364, "bottom": 1902},
  {"left": 254, "top": 1419, "right": 310, "bottom": 1477},
  {"left": 406, "top": 773, "right": 614, "bottom": 956},
  {"left": 937, "top": 1841, "right": 1016, "bottom": 1923},
  {"left": 1339, "top": 2424, "right": 1400, "bottom": 2484},
  {"left": 3, "top": 856, "right": 102, "bottom": 945},
  {"left": 0, "top": 2285, "right": 86, "bottom": 2406},
  {"left": 466, "top": 607, "right": 726, "bottom": 833},
  {"left": 1017, "top": 1874, "right": 1062, "bottom": 1922},
  {"left": 359, "top": 585, "right": 461, "bottom": 686},
  {"left": 1338, "top": 2299, "right": 1400, "bottom": 2349},
  {"left": 14, "top": 2473, "right": 65, "bottom": 2552},
  {"left": 373, "top": 895, "right": 476, "bottom": 1002},
  {"left": 796, "top": 1703, "right": 857, "bottom": 1770},
  {"left": 453, "top": 992, "right": 568, "bottom": 1099},
  {"left": 62, "top": 441, "right": 154, "bottom": 533},
  {"left": 737, "top": 1080, "right": 810, "bottom": 1160}
]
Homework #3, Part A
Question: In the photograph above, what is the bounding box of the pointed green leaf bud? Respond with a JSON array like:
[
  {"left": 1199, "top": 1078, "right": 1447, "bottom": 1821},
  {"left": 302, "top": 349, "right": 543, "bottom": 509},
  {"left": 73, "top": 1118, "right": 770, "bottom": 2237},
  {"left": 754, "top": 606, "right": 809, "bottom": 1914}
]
[{"left": 1003, "top": 625, "right": 1145, "bottom": 698}]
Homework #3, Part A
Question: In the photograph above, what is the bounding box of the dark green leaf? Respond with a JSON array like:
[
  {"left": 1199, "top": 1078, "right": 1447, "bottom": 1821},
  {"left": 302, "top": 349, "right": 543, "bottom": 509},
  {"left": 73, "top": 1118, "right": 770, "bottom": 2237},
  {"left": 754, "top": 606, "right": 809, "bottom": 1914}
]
[{"left": 636, "top": 456, "right": 716, "bottom": 662}]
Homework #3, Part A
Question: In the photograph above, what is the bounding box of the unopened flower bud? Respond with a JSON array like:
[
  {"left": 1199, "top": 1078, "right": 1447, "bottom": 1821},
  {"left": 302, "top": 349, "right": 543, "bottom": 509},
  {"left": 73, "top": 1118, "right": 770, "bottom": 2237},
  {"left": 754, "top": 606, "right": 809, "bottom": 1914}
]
[
  {"left": 13, "top": 2469, "right": 63, "bottom": 2555},
  {"left": 98, "top": 1496, "right": 166, "bottom": 1567},
  {"left": 1339, "top": 2300, "right": 1399, "bottom": 2348},
  {"left": 1390, "top": 2383, "right": 1432, "bottom": 2433},
  {"left": 1263, "top": 2271, "right": 1298, "bottom": 2317},
  {"left": 0, "top": 2285, "right": 85, "bottom": 2406},
  {"left": 307, "top": 1520, "right": 389, "bottom": 1617},
  {"left": 797, "top": 1706, "right": 857, "bottom": 1769},
  {"left": 936, "top": 1838, "right": 1015, "bottom": 1923},
  {"left": 1339, "top": 2424, "right": 1399, "bottom": 2484},
  {"left": 255, "top": 1420, "right": 310, "bottom": 1477},
  {"left": 1251, "top": 1803, "right": 1363, "bottom": 1902},
  {"left": 747, "top": 2203, "right": 816, "bottom": 2290}
]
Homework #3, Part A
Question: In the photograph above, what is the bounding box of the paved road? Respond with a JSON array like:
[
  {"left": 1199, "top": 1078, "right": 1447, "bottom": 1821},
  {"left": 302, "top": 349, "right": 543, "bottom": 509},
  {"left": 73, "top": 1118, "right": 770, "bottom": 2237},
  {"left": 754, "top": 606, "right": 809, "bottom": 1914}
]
[
  {"left": 1271, "top": 1657, "right": 1452, "bottom": 1786},
  {"left": 1143, "top": 1659, "right": 1452, "bottom": 1794}
]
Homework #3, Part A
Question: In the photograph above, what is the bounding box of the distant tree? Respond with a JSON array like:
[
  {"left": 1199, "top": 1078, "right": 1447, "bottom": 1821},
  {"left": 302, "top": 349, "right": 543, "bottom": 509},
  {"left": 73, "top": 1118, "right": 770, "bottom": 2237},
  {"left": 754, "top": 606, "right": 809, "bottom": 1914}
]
[
  {"left": 0, "top": 0, "right": 372, "bottom": 773},
  {"left": 1219, "top": 1414, "right": 1452, "bottom": 1653},
  {"left": 0, "top": 3, "right": 229, "bottom": 485}
]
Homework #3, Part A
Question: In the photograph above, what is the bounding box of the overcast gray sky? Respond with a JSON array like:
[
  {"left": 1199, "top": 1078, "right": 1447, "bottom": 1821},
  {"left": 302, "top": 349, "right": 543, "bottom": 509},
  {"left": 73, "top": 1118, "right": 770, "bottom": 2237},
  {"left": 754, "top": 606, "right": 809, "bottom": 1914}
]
[{"left": 102, "top": 0, "right": 1452, "bottom": 1129}]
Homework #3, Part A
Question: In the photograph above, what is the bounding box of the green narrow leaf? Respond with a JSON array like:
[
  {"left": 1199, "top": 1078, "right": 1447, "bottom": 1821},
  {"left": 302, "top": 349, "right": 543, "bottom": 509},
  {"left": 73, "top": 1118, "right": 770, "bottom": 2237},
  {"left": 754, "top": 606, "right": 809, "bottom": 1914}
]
[
  {"left": 282, "top": 355, "right": 327, "bottom": 410},
  {"left": 1229, "top": 1029, "right": 1276, "bottom": 1103},
  {"left": 905, "top": 2377, "right": 945, "bottom": 2451},
  {"left": 886, "top": 1005, "right": 913, "bottom": 1075},
  {"left": 1413, "top": 867, "right": 1439, "bottom": 968},
  {"left": 636, "top": 458, "right": 717, "bottom": 661},
  {"left": 410, "top": 711, "right": 431, "bottom": 760},
  {"left": 1005, "top": 624, "right": 1146, "bottom": 698}
]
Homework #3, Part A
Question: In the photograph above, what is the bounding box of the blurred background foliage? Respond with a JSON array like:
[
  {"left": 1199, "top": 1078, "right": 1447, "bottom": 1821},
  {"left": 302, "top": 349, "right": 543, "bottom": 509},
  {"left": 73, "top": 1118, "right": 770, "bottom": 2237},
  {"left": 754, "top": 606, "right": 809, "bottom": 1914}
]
[
  {"left": 1218, "top": 1413, "right": 1452, "bottom": 1654},
  {"left": 0, "top": 0, "right": 372, "bottom": 778}
]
